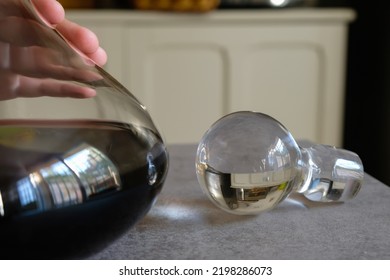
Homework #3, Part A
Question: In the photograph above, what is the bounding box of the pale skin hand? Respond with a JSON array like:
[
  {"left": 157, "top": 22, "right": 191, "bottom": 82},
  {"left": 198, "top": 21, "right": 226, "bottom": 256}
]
[
  {"left": 33, "top": 0, "right": 107, "bottom": 65},
  {"left": 0, "top": 0, "right": 107, "bottom": 100}
]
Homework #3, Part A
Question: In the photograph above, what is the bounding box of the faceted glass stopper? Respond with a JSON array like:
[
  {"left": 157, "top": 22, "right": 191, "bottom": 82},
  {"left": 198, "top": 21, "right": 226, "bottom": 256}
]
[{"left": 195, "top": 111, "right": 364, "bottom": 215}]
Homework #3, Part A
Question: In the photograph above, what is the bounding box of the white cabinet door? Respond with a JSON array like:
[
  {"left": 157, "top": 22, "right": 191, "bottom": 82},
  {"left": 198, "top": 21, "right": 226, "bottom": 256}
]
[
  {"left": 126, "top": 27, "right": 229, "bottom": 144},
  {"left": 125, "top": 23, "right": 348, "bottom": 145},
  {"left": 229, "top": 24, "right": 349, "bottom": 147}
]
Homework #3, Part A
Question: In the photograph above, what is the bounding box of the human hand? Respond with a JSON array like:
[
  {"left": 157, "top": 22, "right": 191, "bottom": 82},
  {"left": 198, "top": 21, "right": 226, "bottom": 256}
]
[
  {"left": 0, "top": 0, "right": 107, "bottom": 101},
  {"left": 32, "top": 0, "right": 107, "bottom": 66}
]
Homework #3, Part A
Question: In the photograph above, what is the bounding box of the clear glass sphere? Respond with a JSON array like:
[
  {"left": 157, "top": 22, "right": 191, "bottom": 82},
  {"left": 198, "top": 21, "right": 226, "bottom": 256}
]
[{"left": 196, "top": 111, "right": 302, "bottom": 215}]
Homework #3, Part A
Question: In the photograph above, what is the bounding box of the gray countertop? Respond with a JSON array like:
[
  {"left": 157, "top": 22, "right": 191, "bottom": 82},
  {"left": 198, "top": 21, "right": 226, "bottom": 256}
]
[{"left": 89, "top": 144, "right": 390, "bottom": 260}]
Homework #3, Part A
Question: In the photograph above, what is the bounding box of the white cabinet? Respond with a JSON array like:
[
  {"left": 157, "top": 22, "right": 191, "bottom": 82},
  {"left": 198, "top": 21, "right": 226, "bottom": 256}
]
[{"left": 69, "top": 9, "right": 355, "bottom": 145}]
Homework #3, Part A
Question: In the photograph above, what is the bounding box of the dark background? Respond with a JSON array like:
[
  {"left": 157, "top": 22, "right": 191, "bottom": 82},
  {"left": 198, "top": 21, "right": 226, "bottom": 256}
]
[{"left": 326, "top": 0, "right": 390, "bottom": 186}]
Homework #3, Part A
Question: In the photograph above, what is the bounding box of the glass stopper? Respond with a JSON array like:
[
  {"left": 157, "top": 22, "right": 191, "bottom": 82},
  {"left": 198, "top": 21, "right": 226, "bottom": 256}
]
[{"left": 195, "top": 111, "right": 364, "bottom": 215}]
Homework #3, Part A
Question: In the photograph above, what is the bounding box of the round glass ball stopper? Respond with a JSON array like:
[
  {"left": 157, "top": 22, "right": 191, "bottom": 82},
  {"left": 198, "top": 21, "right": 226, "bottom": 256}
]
[{"left": 196, "top": 111, "right": 364, "bottom": 215}]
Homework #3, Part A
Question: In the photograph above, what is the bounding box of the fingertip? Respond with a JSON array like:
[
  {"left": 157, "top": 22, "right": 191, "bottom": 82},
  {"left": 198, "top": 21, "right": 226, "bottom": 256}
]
[
  {"left": 90, "top": 47, "right": 108, "bottom": 66},
  {"left": 52, "top": 1, "right": 66, "bottom": 24},
  {"left": 61, "top": 84, "right": 97, "bottom": 99},
  {"left": 32, "top": 0, "right": 65, "bottom": 25},
  {"left": 78, "top": 87, "right": 97, "bottom": 98},
  {"left": 74, "top": 26, "right": 100, "bottom": 55}
]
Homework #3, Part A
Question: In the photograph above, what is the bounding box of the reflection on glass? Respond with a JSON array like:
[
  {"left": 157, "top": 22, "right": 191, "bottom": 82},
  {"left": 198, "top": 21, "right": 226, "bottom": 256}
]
[
  {"left": 9, "top": 144, "right": 121, "bottom": 216},
  {"left": 201, "top": 165, "right": 293, "bottom": 214},
  {"left": 270, "top": 0, "right": 289, "bottom": 7},
  {"left": 0, "top": 191, "right": 4, "bottom": 217}
]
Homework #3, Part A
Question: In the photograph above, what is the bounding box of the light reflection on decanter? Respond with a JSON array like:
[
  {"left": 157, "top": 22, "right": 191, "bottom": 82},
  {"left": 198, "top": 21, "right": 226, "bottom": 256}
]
[
  {"left": 196, "top": 111, "right": 364, "bottom": 215},
  {"left": 9, "top": 144, "right": 120, "bottom": 216}
]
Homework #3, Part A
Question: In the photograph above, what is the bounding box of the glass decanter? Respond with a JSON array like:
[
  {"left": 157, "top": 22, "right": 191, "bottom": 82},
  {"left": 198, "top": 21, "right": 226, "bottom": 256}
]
[
  {"left": 0, "top": 0, "right": 168, "bottom": 259},
  {"left": 196, "top": 111, "right": 364, "bottom": 215}
]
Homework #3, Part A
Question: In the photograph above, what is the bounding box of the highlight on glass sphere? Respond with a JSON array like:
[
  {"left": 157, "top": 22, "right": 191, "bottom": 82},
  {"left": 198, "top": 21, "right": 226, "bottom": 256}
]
[{"left": 195, "top": 111, "right": 364, "bottom": 215}]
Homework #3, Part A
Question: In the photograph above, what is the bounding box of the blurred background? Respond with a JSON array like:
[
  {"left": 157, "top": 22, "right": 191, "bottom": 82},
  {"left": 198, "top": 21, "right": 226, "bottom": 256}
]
[
  {"left": 342, "top": 0, "right": 390, "bottom": 187},
  {"left": 58, "top": 0, "right": 390, "bottom": 186}
]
